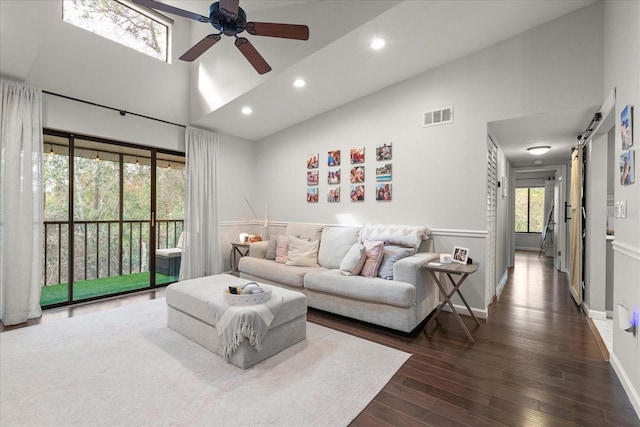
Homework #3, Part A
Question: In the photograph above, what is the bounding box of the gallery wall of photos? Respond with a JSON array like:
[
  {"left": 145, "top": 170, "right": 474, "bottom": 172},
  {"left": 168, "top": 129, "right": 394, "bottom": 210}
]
[{"left": 306, "top": 143, "right": 393, "bottom": 203}]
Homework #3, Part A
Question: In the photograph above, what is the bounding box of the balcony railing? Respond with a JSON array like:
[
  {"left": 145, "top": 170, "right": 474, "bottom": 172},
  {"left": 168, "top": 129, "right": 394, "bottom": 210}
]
[{"left": 43, "top": 219, "right": 183, "bottom": 287}]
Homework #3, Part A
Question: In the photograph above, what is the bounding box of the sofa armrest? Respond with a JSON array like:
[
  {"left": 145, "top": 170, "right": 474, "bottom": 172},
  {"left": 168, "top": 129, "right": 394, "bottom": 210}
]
[
  {"left": 248, "top": 240, "right": 269, "bottom": 258},
  {"left": 393, "top": 252, "right": 439, "bottom": 285}
]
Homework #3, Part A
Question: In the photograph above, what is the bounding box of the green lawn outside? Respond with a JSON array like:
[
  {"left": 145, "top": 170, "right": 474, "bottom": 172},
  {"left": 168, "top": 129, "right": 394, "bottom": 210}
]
[{"left": 41, "top": 272, "right": 176, "bottom": 306}]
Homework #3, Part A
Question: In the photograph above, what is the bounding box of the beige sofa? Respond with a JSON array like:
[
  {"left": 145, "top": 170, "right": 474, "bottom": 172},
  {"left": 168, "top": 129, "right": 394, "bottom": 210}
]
[{"left": 238, "top": 223, "right": 439, "bottom": 333}]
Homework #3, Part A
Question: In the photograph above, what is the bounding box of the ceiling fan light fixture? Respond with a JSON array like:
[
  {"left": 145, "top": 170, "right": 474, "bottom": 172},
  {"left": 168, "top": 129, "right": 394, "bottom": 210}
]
[
  {"left": 527, "top": 145, "right": 551, "bottom": 155},
  {"left": 370, "top": 38, "right": 385, "bottom": 50},
  {"left": 293, "top": 78, "right": 306, "bottom": 88},
  {"left": 241, "top": 106, "right": 253, "bottom": 115}
]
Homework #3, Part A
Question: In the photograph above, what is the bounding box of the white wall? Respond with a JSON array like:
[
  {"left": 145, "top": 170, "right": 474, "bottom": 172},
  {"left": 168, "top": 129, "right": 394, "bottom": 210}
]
[
  {"left": 251, "top": 3, "right": 604, "bottom": 314},
  {"left": 584, "top": 133, "right": 609, "bottom": 315},
  {"left": 603, "top": 0, "right": 640, "bottom": 417}
]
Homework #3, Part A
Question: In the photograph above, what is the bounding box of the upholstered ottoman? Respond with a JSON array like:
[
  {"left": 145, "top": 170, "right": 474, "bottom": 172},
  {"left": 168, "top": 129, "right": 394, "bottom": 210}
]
[{"left": 166, "top": 274, "right": 307, "bottom": 369}]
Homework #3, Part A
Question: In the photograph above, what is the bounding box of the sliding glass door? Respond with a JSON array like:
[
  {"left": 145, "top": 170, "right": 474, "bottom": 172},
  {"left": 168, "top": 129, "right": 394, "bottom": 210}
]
[{"left": 41, "top": 130, "right": 184, "bottom": 307}]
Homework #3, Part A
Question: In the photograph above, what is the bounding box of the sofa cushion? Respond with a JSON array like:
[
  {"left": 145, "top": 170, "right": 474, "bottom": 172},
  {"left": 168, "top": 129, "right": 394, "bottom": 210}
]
[
  {"left": 286, "top": 236, "right": 319, "bottom": 267},
  {"left": 275, "top": 235, "right": 289, "bottom": 263},
  {"left": 360, "top": 224, "right": 430, "bottom": 254},
  {"left": 304, "top": 270, "right": 416, "bottom": 308},
  {"left": 360, "top": 240, "right": 384, "bottom": 278},
  {"left": 317, "top": 226, "right": 360, "bottom": 269},
  {"left": 339, "top": 243, "right": 366, "bottom": 276},
  {"left": 378, "top": 245, "right": 413, "bottom": 280},
  {"left": 265, "top": 238, "right": 277, "bottom": 260},
  {"left": 285, "top": 222, "right": 324, "bottom": 242},
  {"left": 238, "top": 257, "right": 326, "bottom": 288}
]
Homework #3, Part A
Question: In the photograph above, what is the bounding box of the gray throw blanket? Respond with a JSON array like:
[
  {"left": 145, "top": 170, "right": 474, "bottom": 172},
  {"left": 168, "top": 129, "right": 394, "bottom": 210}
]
[{"left": 209, "top": 294, "right": 284, "bottom": 360}]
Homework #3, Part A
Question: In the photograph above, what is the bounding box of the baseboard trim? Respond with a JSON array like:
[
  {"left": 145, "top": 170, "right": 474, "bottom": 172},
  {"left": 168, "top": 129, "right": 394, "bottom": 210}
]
[
  {"left": 586, "top": 317, "right": 609, "bottom": 362},
  {"left": 514, "top": 246, "right": 540, "bottom": 252},
  {"left": 496, "top": 270, "right": 508, "bottom": 297},
  {"left": 440, "top": 303, "right": 487, "bottom": 320},
  {"left": 611, "top": 352, "right": 640, "bottom": 420},
  {"left": 583, "top": 303, "right": 607, "bottom": 321}
]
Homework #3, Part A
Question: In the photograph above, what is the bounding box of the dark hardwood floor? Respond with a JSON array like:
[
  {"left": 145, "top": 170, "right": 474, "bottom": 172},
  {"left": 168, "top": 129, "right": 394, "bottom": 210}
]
[
  {"left": 2, "top": 252, "right": 638, "bottom": 426},
  {"left": 311, "top": 252, "right": 639, "bottom": 427}
]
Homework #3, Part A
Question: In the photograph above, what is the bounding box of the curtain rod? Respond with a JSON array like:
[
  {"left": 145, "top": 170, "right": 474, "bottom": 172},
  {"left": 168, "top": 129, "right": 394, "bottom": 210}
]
[{"left": 42, "top": 90, "right": 186, "bottom": 129}]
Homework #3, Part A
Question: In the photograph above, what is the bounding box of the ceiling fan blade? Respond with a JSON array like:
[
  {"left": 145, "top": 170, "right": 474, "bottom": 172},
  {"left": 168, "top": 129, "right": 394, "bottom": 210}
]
[
  {"left": 246, "top": 22, "right": 309, "bottom": 40},
  {"left": 179, "top": 34, "right": 222, "bottom": 62},
  {"left": 220, "top": 0, "right": 240, "bottom": 19},
  {"left": 235, "top": 37, "right": 272, "bottom": 74},
  {"left": 131, "top": 0, "right": 210, "bottom": 23}
]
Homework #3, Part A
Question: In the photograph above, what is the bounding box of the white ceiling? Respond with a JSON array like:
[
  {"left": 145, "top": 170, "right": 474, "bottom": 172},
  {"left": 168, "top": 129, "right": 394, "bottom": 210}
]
[{"left": 1, "top": 0, "right": 598, "bottom": 167}]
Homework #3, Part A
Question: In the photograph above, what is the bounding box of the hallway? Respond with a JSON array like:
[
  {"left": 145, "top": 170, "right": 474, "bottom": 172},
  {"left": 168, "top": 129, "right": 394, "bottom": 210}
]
[{"left": 320, "top": 251, "right": 640, "bottom": 426}]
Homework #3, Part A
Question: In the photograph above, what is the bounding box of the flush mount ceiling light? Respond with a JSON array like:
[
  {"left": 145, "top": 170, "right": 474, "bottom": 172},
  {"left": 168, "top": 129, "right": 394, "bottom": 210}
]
[
  {"left": 370, "top": 38, "right": 385, "bottom": 50},
  {"left": 241, "top": 106, "right": 253, "bottom": 115},
  {"left": 293, "top": 78, "right": 306, "bottom": 88},
  {"left": 527, "top": 146, "right": 551, "bottom": 155}
]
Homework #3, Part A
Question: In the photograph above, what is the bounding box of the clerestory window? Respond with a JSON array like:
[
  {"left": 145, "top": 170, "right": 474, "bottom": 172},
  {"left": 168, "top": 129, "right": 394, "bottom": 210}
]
[{"left": 62, "top": 0, "right": 171, "bottom": 62}]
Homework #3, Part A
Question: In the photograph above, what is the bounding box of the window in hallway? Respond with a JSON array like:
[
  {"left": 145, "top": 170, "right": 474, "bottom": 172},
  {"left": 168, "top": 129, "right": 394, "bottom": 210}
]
[{"left": 515, "top": 187, "right": 545, "bottom": 233}]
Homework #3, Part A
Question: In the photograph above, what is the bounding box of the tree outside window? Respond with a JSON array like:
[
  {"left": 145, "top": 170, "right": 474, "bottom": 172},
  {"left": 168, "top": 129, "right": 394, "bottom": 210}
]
[
  {"left": 63, "top": 0, "right": 169, "bottom": 62},
  {"left": 515, "top": 187, "right": 545, "bottom": 233}
]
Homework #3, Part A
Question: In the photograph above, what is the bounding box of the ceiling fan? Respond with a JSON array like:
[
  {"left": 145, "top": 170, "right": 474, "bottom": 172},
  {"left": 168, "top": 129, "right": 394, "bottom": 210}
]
[{"left": 132, "top": 0, "right": 309, "bottom": 74}]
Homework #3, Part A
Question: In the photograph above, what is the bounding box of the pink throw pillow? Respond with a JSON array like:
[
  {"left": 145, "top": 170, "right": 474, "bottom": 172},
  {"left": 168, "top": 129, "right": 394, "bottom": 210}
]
[
  {"left": 275, "top": 235, "right": 290, "bottom": 263},
  {"left": 360, "top": 240, "right": 384, "bottom": 278}
]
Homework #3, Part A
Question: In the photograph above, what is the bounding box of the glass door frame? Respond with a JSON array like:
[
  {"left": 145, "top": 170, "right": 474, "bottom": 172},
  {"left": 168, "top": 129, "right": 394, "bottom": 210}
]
[{"left": 42, "top": 128, "right": 184, "bottom": 308}]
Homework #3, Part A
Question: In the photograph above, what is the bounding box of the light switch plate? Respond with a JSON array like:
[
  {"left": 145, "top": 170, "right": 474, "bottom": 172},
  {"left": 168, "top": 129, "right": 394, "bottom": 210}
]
[{"left": 619, "top": 200, "right": 627, "bottom": 218}]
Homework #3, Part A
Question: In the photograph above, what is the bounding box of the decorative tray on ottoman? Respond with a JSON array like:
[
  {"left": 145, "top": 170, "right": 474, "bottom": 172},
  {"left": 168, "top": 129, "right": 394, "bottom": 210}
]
[{"left": 224, "top": 284, "right": 272, "bottom": 306}]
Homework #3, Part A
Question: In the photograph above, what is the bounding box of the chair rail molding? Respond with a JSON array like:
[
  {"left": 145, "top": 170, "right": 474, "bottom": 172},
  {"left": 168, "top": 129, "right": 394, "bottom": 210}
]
[{"left": 612, "top": 240, "right": 640, "bottom": 262}]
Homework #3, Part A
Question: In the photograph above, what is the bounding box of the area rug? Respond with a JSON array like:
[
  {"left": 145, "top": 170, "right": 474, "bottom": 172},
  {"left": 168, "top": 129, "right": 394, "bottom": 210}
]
[{"left": 0, "top": 298, "right": 410, "bottom": 426}]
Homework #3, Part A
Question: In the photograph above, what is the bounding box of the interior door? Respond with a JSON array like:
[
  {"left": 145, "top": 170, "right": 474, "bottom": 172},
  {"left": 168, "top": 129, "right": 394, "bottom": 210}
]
[{"left": 569, "top": 145, "right": 583, "bottom": 305}]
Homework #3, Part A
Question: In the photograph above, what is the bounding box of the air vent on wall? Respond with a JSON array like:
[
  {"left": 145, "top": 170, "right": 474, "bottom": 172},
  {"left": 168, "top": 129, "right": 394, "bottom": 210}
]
[{"left": 423, "top": 106, "right": 454, "bottom": 127}]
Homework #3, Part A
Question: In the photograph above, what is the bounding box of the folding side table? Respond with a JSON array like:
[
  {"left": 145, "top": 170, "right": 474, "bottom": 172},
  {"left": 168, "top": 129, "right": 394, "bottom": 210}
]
[{"left": 423, "top": 261, "right": 480, "bottom": 343}]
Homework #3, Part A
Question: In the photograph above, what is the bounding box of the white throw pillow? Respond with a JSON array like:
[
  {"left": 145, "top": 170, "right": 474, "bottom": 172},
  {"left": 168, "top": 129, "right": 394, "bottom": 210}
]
[
  {"left": 339, "top": 243, "right": 366, "bottom": 276},
  {"left": 285, "top": 236, "right": 320, "bottom": 267}
]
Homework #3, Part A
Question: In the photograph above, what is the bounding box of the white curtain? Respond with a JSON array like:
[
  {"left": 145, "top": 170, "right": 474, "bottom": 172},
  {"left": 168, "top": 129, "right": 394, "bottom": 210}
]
[
  {"left": 179, "top": 127, "right": 221, "bottom": 280},
  {"left": 0, "top": 80, "right": 44, "bottom": 325}
]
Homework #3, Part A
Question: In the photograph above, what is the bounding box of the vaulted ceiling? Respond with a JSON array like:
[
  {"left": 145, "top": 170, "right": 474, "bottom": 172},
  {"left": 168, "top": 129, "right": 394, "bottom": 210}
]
[{"left": 1, "top": 0, "right": 597, "bottom": 166}]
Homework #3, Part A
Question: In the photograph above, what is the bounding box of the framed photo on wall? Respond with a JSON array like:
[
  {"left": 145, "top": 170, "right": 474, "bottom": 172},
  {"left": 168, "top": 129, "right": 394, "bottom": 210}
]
[
  {"left": 327, "top": 187, "right": 340, "bottom": 202},
  {"left": 350, "top": 185, "right": 364, "bottom": 201},
  {"left": 621, "top": 104, "right": 633, "bottom": 150},
  {"left": 328, "top": 150, "right": 341, "bottom": 166},
  {"left": 307, "top": 153, "right": 319, "bottom": 169},
  {"left": 350, "top": 166, "right": 365, "bottom": 183},
  {"left": 452, "top": 246, "right": 469, "bottom": 264},
  {"left": 620, "top": 149, "right": 635, "bottom": 185},
  {"left": 376, "top": 143, "right": 392, "bottom": 160},
  {"left": 306, "top": 187, "right": 318, "bottom": 203},
  {"left": 350, "top": 147, "right": 365, "bottom": 164},
  {"left": 376, "top": 163, "right": 392, "bottom": 181},
  {"left": 328, "top": 168, "right": 340, "bottom": 184},
  {"left": 307, "top": 170, "right": 319, "bottom": 185},
  {"left": 375, "top": 183, "right": 392, "bottom": 201}
]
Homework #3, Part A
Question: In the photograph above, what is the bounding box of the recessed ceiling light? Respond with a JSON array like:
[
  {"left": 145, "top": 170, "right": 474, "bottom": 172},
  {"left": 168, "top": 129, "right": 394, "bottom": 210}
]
[
  {"left": 527, "top": 146, "right": 550, "bottom": 155},
  {"left": 293, "top": 79, "right": 306, "bottom": 88},
  {"left": 241, "top": 107, "right": 252, "bottom": 115},
  {"left": 370, "top": 38, "right": 385, "bottom": 50}
]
